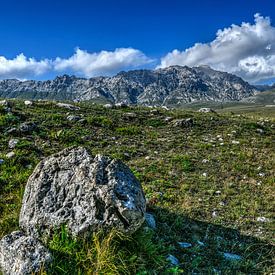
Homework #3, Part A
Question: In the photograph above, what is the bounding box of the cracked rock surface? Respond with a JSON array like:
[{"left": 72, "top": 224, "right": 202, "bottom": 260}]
[
  {"left": 19, "top": 147, "right": 146, "bottom": 238},
  {"left": 0, "top": 231, "right": 52, "bottom": 275}
]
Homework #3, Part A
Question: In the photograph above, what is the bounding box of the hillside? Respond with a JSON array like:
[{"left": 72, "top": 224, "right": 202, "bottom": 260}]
[
  {"left": 0, "top": 66, "right": 257, "bottom": 106},
  {"left": 0, "top": 100, "right": 274, "bottom": 273}
]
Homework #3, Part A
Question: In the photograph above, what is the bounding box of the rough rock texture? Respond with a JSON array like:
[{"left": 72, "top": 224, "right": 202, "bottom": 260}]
[
  {"left": 0, "top": 231, "right": 52, "bottom": 275},
  {"left": 0, "top": 66, "right": 257, "bottom": 106},
  {"left": 19, "top": 147, "right": 146, "bottom": 238}
]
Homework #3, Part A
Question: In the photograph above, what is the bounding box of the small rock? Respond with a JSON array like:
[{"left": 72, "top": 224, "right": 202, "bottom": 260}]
[
  {"left": 166, "top": 254, "right": 180, "bottom": 266},
  {"left": 67, "top": 115, "right": 81, "bottom": 122},
  {"left": 198, "top": 108, "right": 216, "bottom": 113},
  {"left": 6, "top": 128, "right": 17, "bottom": 135},
  {"left": 256, "top": 128, "right": 264, "bottom": 134},
  {"left": 0, "top": 100, "right": 11, "bottom": 107},
  {"left": 19, "top": 122, "right": 37, "bottom": 133},
  {"left": 103, "top": 104, "right": 114, "bottom": 109},
  {"left": 231, "top": 140, "right": 240, "bottom": 145},
  {"left": 0, "top": 159, "right": 4, "bottom": 165},
  {"left": 145, "top": 213, "right": 156, "bottom": 230},
  {"left": 223, "top": 252, "right": 242, "bottom": 261},
  {"left": 115, "top": 102, "right": 128, "bottom": 108},
  {"left": 197, "top": 241, "right": 205, "bottom": 246},
  {"left": 172, "top": 118, "right": 194, "bottom": 127},
  {"left": 202, "top": 172, "right": 207, "bottom": 177},
  {"left": 256, "top": 216, "right": 270, "bottom": 223},
  {"left": 202, "top": 159, "right": 209, "bottom": 163},
  {"left": 123, "top": 112, "right": 137, "bottom": 119},
  {"left": 0, "top": 231, "right": 52, "bottom": 275},
  {"left": 5, "top": 152, "right": 15, "bottom": 159},
  {"left": 8, "top": 139, "right": 19, "bottom": 149},
  {"left": 164, "top": 117, "right": 173, "bottom": 122},
  {"left": 56, "top": 102, "right": 80, "bottom": 111},
  {"left": 24, "top": 100, "right": 33, "bottom": 106},
  {"left": 178, "top": 242, "right": 192, "bottom": 248}
]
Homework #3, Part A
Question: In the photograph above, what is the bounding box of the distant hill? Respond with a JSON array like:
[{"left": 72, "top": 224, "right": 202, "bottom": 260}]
[
  {"left": 0, "top": 65, "right": 257, "bottom": 106},
  {"left": 241, "top": 90, "right": 275, "bottom": 105}
]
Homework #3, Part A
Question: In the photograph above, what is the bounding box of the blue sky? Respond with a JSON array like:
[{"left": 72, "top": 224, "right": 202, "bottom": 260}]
[{"left": 0, "top": 0, "right": 275, "bottom": 83}]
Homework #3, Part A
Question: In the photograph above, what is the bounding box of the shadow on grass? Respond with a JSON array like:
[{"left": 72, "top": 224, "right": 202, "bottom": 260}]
[{"left": 150, "top": 206, "right": 274, "bottom": 274}]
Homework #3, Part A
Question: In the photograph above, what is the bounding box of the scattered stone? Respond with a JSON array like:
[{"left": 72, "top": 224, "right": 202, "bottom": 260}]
[
  {"left": 8, "top": 139, "right": 19, "bottom": 149},
  {"left": 198, "top": 108, "right": 216, "bottom": 113},
  {"left": 202, "top": 172, "right": 207, "bottom": 177},
  {"left": 164, "top": 117, "right": 173, "bottom": 122},
  {"left": 123, "top": 112, "right": 137, "bottom": 119},
  {"left": 197, "top": 241, "right": 205, "bottom": 246},
  {"left": 256, "top": 128, "right": 264, "bottom": 134},
  {"left": 223, "top": 252, "right": 242, "bottom": 261},
  {"left": 231, "top": 140, "right": 240, "bottom": 145},
  {"left": 0, "top": 159, "right": 4, "bottom": 165},
  {"left": 5, "top": 152, "right": 15, "bottom": 159},
  {"left": 67, "top": 115, "right": 81, "bottom": 122},
  {"left": 202, "top": 159, "right": 209, "bottom": 163},
  {"left": 0, "top": 231, "right": 52, "bottom": 275},
  {"left": 0, "top": 100, "right": 11, "bottom": 107},
  {"left": 56, "top": 102, "right": 80, "bottom": 111},
  {"left": 178, "top": 242, "right": 192, "bottom": 248},
  {"left": 172, "top": 118, "right": 194, "bottom": 127},
  {"left": 24, "top": 100, "right": 33, "bottom": 106},
  {"left": 103, "top": 104, "right": 114, "bottom": 109},
  {"left": 19, "top": 122, "right": 37, "bottom": 133},
  {"left": 19, "top": 147, "right": 146, "bottom": 239},
  {"left": 115, "top": 102, "right": 128, "bottom": 108},
  {"left": 6, "top": 128, "right": 17, "bottom": 135},
  {"left": 256, "top": 217, "right": 270, "bottom": 223},
  {"left": 145, "top": 213, "right": 156, "bottom": 230},
  {"left": 166, "top": 254, "right": 180, "bottom": 266}
]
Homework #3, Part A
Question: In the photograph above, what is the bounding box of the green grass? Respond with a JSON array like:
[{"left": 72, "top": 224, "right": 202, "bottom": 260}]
[{"left": 0, "top": 99, "right": 274, "bottom": 273}]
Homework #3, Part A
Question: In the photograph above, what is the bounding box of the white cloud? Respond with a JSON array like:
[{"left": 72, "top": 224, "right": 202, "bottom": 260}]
[
  {"left": 0, "top": 48, "right": 153, "bottom": 80},
  {"left": 0, "top": 54, "right": 51, "bottom": 79},
  {"left": 54, "top": 48, "right": 153, "bottom": 77},
  {"left": 159, "top": 14, "right": 275, "bottom": 82}
]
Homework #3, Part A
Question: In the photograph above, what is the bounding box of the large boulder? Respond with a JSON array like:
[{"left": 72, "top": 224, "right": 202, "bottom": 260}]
[
  {"left": 0, "top": 231, "right": 52, "bottom": 275},
  {"left": 19, "top": 147, "right": 146, "bottom": 239}
]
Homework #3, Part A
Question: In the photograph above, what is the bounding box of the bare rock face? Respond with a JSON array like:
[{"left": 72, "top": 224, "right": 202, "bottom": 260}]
[
  {"left": 0, "top": 231, "right": 52, "bottom": 275},
  {"left": 19, "top": 147, "right": 146, "bottom": 239}
]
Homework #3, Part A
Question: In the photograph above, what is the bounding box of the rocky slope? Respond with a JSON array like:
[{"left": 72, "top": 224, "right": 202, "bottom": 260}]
[{"left": 0, "top": 65, "right": 257, "bottom": 106}]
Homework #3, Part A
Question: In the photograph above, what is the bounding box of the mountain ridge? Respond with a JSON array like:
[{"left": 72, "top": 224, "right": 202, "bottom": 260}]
[{"left": 0, "top": 65, "right": 257, "bottom": 106}]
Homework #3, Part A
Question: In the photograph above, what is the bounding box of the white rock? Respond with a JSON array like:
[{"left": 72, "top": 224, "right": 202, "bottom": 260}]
[
  {"left": 223, "top": 252, "right": 242, "bottom": 261},
  {"left": 166, "top": 254, "right": 180, "bottom": 266},
  {"left": 256, "top": 217, "right": 270, "bottom": 223},
  {"left": 6, "top": 152, "right": 15, "bottom": 159},
  {"left": 231, "top": 140, "right": 240, "bottom": 144},
  {"left": 178, "top": 242, "right": 192, "bottom": 248},
  {"left": 8, "top": 139, "right": 19, "bottom": 149},
  {"left": 24, "top": 100, "right": 33, "bottom": 106}
]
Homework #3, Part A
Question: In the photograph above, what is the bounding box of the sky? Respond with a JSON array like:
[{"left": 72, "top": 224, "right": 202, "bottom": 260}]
[{"left": 0, "top": 0, "right": 275, "bottom": 83}]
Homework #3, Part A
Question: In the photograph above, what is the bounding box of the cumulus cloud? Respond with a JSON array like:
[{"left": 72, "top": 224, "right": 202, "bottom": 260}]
[
  {"left": 0, "top": 54, "right": 51, "bottom": 79},
  {"left": 159, "top": 14, "right": 275, "bottom": 82},
  {"left": 0, "top": 48, "right": 153, "bottom": 80},
  {"left": 54, "top": 48, "right": 153, "bottom": 77}
]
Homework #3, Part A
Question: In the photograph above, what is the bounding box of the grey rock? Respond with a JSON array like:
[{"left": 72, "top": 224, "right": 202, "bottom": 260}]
[
  {"left": 166, "top": 254, "right": 180, "bottom": 266},
  {"left": 56, "top": 102, "right": 80, "bottom": 110},
  {"left": 0, "top": 66, "right": 256, "bottom": 106},
  {"left": 8, "top": 139, "right": 19, "bottom": 149},
  {"left": 0, "top": 231, "right": 52, "bottom": 275},
  {"left": 19, "top": 147, "right": 146, "bottom": 239},
  {"left": 0, "top": 159, "right": 4, "bottom": 165},
  {"left": 0, "top": 100, "right": 11, "bottom": 107},
  {"left": 24, "top": 100, "right": 33, "bottom": 106},
  {"left": 19, "top": 122, "right": 37, "bottom": 133},
  {"left": 5, "top": 152, "right": 15, "bottom": 159},
  {"left": 198, "top": 107, "right": 216, "bottom": 113},
  {"left": 6, "top": 128, "right": 17, "bottom": 135},
  {"left": 67, "top": 115, "right": 81, "bottom": 122},
  {"left": 172, "top": 118, "right": 194, "bottom": 127},
  {"left": 123, "top": 112, "right": 137, "bottom": 119},
  {"left": 145, "top": 213, "right": 156, "bottom": 230},
  {"left": 223, "top": 252, "right": 242, "bottom": 261},
  {"left": 103, "top": 104, "right": 114, "bottom": 109},
  {"left": 178, "top": 242, "right": 192, "bottom": 248}
]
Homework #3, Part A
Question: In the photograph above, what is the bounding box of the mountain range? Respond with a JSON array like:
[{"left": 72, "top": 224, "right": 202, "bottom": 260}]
[{"left": 0, "top": 65, "right": 258, "bottom": 106}]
